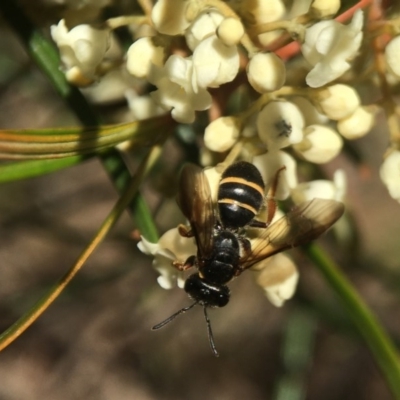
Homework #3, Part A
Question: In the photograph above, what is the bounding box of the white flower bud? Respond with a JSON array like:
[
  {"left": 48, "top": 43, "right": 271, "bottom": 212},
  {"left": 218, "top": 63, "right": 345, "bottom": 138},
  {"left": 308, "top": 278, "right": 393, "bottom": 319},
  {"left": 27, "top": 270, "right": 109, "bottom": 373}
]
[
  {"left": 126, "top": 37, "right": 164, "bottom": 79},
  {"left": 253, "top": 151, "right": 298, "bottom": 200},
  {"left": 217, "top": 17, "right": 244, "bottom": 46},
  {"left": 302, "top": 10, "right": 363, "bottom": 87},
  {"left": 185, "top": 11, "right": 224, "bottom": 50},
  {"left": 236, "top": 0, "right": 285, "bottom": 25},
  {"left": 199, "top": 147, "right": 214, "bottom": 167},
  {"left": 291, "top": 169, "right": 346, "bottom": 204},
  {"left": 151, "top": 0, "right": 190, "bottom": 35},
  {"left": 204, "top": 117, "right": 241, "bottom": 152},
  {"left": 193, "top": 36, "right": 240, "bottom": 88},
  {"left": 291, "top": 96, "right": 329, "bottom": 126},
  {"left": 310, "top": 0, "right": 340, "bottom": 18},
  {"left": 337, "top": 106, "right": 374, "bottom": 139},
  {"left": 50, "top": 19, "right": 110, "bottom": 85},
  {"left": 385, "top": 36, "right": 400, "bottom": 78},
  {"left": 125, "top": 89, "right": 165, "bottom": 120},
  {"left": 82, "top": 69, "right": 134, "bottom": 104},
  {"left": 288, "top": 0, "right": 312, "bottom": 18},
  {"left": 380, "top": 150, "right": 400, "bottom": 202},
  {"left": 293, "top": 125, "right": 343, "bottom": 163},
  {"left": 314, "top": 84, "right": 360, "bottom": 120},
  {"left": 241, "top": 0, "right": 285, "bottom": 46},
  {"left": 203, "top": 166, "right": 222, "bottom": 202},
  {"left": 247, "top": 52, "right": 286, "bottom": 93},
  {"left": 257, "top": 101, "right": 304, "bottom": 149},
  {"left": 252, "top": 253, "right": 299, "bottom": 307}
]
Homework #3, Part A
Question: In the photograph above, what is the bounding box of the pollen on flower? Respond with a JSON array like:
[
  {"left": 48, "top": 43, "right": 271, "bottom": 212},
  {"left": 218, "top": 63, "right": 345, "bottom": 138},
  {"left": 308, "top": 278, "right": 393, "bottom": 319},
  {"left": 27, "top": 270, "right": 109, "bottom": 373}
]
[{"left": 257, "top": 101, "right": 304, "bottom": 149}]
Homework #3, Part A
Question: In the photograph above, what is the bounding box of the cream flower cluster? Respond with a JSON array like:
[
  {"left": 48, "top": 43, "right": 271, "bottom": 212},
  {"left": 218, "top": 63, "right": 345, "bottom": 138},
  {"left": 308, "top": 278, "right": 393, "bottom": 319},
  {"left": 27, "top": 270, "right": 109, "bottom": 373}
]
[
  {"left": 49, "top": 0, "right": 400, "bottom": 303},
  {"left": 204, "top": 83, "right": 370, "bottom": 202},
  {"left": 125, "top": 7, "right": 241, "bottom": 123}
]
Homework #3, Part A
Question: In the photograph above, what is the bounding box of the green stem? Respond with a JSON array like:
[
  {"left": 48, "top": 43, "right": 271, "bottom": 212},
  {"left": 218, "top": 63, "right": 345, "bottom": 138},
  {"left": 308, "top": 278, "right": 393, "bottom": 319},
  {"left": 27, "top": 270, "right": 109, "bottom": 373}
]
[{"left": 305, "top": 244, "right": 400, "bottom": 399}]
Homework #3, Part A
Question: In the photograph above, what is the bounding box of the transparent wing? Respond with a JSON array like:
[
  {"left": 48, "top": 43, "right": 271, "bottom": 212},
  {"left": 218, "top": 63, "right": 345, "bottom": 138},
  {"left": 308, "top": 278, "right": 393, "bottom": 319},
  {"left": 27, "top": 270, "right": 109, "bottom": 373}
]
[
  {"left": 238, "top": 199, "right": 345, "bottom": 271},
  {"left": 176, "top": 164, "right": 216, "bottom": 259}
]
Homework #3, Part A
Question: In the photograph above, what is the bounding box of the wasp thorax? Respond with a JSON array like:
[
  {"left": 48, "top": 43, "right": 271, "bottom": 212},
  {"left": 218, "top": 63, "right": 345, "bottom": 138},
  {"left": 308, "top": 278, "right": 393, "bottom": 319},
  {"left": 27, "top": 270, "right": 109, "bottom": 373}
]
[
  {"left": 201, "top": 231, "right": 240, "bottom": 284},
  {"left": 184, "top": 274, "right": 230, "bottom": 308}
]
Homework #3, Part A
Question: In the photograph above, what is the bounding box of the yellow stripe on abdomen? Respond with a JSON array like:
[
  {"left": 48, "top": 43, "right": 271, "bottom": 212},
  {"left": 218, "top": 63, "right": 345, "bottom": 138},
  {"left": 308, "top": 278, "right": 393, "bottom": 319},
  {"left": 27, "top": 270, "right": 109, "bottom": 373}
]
[
  {"left": 219, "top": 177, "right": 264, "bottom": 197},
  {"left": 218, "top": 198, "right": 257, "bottom": 214}
]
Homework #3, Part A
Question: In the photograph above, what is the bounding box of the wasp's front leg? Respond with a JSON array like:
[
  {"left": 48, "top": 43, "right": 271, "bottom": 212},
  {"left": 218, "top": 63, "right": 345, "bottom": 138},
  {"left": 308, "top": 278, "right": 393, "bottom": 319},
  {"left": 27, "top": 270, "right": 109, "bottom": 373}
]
[
  {"left": 178, "top": 224, "right": 194, "bottom": 238},
  {"left": 249, "top": 166, "right": 286, "bottom": 229},
  {"left": 172, "top": 255, "right": 196, "bottom": 271}
]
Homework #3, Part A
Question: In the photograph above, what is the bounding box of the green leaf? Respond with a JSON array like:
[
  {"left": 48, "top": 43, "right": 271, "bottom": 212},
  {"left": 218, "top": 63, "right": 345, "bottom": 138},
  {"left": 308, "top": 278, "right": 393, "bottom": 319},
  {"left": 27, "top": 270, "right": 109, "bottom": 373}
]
[
  {"left": 0, "top": 156, "right": 88, "bottom": 182},
  {"left": 0, "top": 115, "right": 172, "bottom": 159},
  {"left": 305, "top": 243, "right": 400, "bottom": 399}
]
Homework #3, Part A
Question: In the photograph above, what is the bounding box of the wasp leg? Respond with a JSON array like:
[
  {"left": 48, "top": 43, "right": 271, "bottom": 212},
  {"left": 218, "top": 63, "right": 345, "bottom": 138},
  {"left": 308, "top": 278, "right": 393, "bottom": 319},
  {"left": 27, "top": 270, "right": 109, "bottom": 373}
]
[
  {"left": 234, "top": 236, "right": 252, "bottom": 276},
  {"left": 249, "top": 166, "right": 287, "bottom": 229},
  {"left": 248, "top": 219, "right": 267, "bottom": 228},
  {"left": 239, "top": 236, "right": 252, "bottom": 257},
  {"left": 172, "top": 255, "right": 196, "bottom": 271},
  {"left": 178, "top": 224, "right": 193, "bottom": 238},
  {"left": 266, "top": 166, "right": 286, "bottom": 226}
]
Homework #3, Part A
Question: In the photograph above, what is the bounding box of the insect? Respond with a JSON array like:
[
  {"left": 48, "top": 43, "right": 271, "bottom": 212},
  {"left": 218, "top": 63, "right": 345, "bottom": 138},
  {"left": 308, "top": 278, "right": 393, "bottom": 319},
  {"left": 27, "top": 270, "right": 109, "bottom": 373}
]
[{"left": 152, "top": 161, "right": 344, "bottom": 356}]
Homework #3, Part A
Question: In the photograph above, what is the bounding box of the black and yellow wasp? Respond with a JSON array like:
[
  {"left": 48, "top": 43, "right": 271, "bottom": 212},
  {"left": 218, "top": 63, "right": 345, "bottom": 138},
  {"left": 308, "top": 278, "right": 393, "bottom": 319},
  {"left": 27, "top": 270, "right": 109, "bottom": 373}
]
[{"left": 152, "top": 161, "right": 344, "bottom": 356}]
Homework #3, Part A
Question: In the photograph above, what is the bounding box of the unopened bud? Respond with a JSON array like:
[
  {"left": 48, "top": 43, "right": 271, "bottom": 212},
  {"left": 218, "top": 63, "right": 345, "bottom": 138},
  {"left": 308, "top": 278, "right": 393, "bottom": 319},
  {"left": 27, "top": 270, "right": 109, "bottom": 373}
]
[{"left": 247, "top": 52, "right": 286, "bottom": 93}]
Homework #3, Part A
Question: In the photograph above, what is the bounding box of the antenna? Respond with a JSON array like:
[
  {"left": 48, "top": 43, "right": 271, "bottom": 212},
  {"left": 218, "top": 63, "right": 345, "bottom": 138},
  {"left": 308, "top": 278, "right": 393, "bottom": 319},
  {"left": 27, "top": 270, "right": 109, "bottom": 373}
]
[
  {"left": 152, "top": 302, "right": 220, "bottom": 357},
  {"left": 152, "top": 301, "right": 198, "bottom": 330},
  {"left": 203, "top": 306, "right": 219, "bottom": 357}
]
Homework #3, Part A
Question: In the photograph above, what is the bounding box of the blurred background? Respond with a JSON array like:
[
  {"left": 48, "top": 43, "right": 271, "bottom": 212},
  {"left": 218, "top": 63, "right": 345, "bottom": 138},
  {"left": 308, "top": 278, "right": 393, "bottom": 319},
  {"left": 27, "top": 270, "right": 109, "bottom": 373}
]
[{"left": 1, "top": 2, "right": 400, "bottom": 400}]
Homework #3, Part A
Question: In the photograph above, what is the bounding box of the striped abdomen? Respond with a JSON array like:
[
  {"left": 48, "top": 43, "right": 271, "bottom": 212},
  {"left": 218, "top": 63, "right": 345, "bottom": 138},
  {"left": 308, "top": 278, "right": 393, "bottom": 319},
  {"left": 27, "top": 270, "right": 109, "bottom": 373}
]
[{"left": 218, "top": 161, "right": 265, "bottom": 229}]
